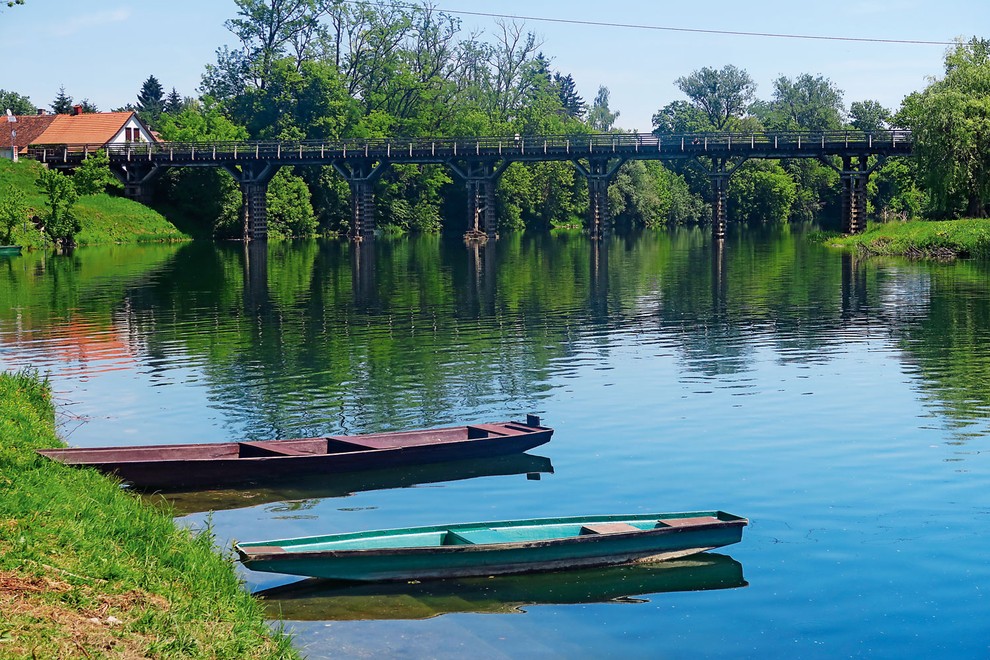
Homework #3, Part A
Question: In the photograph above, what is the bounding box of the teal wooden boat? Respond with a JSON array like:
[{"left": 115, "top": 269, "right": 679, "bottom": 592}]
[
  {"left": 0, "top": 245, "right": 22, "bottom": 256},
  {"left": 235, "top": 511, "right": 748, "bottom": 582}
]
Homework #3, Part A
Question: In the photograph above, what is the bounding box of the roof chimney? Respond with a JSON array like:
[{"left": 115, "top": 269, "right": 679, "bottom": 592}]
[{"left": 73, "top": 104, "right": 83, "bottom": 116}]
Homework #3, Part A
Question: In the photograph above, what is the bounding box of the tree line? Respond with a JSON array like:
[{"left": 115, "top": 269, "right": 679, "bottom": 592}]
[{"left": 2, "top": 1, "right": 988, "bottom": 239}]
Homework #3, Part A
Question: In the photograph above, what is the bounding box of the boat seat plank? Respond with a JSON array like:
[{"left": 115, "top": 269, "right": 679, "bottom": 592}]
[
  {"left": 657, "top": 516, "right": 720, "bottom": 528},
  {"left": 238, "top": 442, "right": 312, "bottom": 457},
  {"left": 580, "top": 522, "right": 642, "bottom": 535},
  {"left": 466, "top": 424, "right": 513, "bottom": 438}
]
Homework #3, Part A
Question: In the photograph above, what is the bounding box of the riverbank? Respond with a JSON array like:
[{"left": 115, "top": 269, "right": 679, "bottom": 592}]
[
  {"left": 828, "top": 218, "right": 990, "bottom": 259},
  {"left": 0, "top": 159, "right": 188, "bottom": 249},
  {"left": 0, "top": 371, "right": 296, "bottom": 658}
]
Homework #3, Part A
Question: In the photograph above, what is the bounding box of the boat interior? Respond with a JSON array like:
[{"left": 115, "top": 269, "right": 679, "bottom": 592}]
[
  {"left": 249, "top": 516, "right": 728, "bottom": 553},
  {"left": 38, "top": 422, "right": 537, "bottom": 463}
]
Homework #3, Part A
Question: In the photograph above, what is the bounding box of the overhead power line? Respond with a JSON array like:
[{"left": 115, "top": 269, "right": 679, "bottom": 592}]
[{"left": 346, "top": 1, "right": 955, "bottom": 46}]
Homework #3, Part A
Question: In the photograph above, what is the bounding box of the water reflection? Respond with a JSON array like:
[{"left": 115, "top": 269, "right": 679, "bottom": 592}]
[
  {"left": 3, "top": 229, "right": 990, "bottom": 443},
  {"left": 158, "top": 453, "right": 554, "bottom": 515},
  {"left": 255, "top": 553, "right": 746, "bottom": 621}
]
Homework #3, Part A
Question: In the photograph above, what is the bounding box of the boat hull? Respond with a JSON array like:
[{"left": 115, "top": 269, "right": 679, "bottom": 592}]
[
  {"left": 37, "top": 420, "right": 553, "bottom": 490},
  {"left": 236, "top": 511, "right": 747, "bottom": 582}
]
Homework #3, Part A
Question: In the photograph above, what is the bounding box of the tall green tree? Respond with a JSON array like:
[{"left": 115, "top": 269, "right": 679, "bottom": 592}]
[
  {"left": 35, "top": 168, "right": 79, "bottom": 251},
  {"left": 0, "top": 89, "right": 33, "bottom": 115},
  {"left": 136, "top": 75, "right": 165, "bottom": 124},
  {"left": 674, "top": 65, "right": 756, "bottom": 130},
  {"left": 587, "top": 86, "right": 619, "bottom": 132},
  {"left": 755, "top": 74, "right": 844, "bottom": 131},
  {"left": 266, "top": 168, "right": 317, "bottom": 238},
  {"left": 73, "top": 150, "right": 123, "bottom": 196},
  {"left": 849, "top": 100, "right": 891, "bottom": 132},
  {"left": 50, "top": 86, "right": 73, "bottom": 114},
  {"left": 224, "top": 0, "right": 313, "bottom": 90},
  {"left": 0, "top": 187, "right": 27, "bottom": 244},
  {"left": 898, "top": 37, "right": 990, "bottom": 217}
]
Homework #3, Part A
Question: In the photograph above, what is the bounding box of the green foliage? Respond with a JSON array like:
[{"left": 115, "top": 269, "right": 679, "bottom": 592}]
[
  {"left": 72, "top": 149, "right": 123, "bottom": 196},
  {"left": 155, "top": 99, "right": 249, "bottom": 237},
  {"left": 0, "top": 185, "right": 27, "bottom": 243},
  {"left": 730, "top": 161, "right": 797, "bottom": 223},
  {"left": 266, "top": 168, "right": 317, "bottom": 238},
  {"left": 50, "top": 85, "right": 73, "bottom": 114},
  {"left": 587, "top": 86, "right": 620, "bottom": 132},
  {"left": 0, "top": 88, "right": 33, "bottom": 114},
  {"left": 849, "top": 100, "right": 891, "bottom": 132},
  {"left": 897, "top": 37, "right": 990, "bottom": 218},
  {"left": 872, "top": 157, "right": 926, "bottom": 220},
  {"left": 833, "top": 218, "right": 990, "bottom": 258},
  {"left": 754, "top": 74, "right": 844, "bottom": 131},
  {"left": 229, "top": 58, "right": 360, "bottom": 140},
  {"left": 35, "top": 167, "right": 79, "bottom": 250},
  {"left": 674, "top": 65, "right": 756, "bottom": 130},
  {"left": 784, "top": 159, "right": 839, "bottom": 221},
  {"left": 156, "top": 96, "right": 249, "bottom": 142},
  {"left": 652, "top": 100, "right": 710, "bottom": 135}
]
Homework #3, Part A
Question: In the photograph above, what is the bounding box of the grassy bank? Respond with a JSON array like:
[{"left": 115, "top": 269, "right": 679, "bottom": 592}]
[
  {"left": 0, "top": 371, "right": 296, "bottom": 658},
  {"left": 828, "top": 218, "right": 990, "bottom": 259},
  {"left": 0, "top": 159, "right": 189, "bottom": 248}
]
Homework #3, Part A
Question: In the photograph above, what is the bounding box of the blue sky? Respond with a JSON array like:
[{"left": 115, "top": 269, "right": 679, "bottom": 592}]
[{"left": 0, "top": 1, "right": 983, "bottom": 131}]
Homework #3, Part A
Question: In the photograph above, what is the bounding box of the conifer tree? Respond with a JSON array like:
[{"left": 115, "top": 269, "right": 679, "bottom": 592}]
[
  {"left": 165, "top": 87, "right": 184, "bottom": 114},
  {"left": 50, "top": 85, "right": 73, "bottom": 114},
  {"left": 136, "top": 75, "right": 165, "bottom": 124},
  {"left": 553, "top": 72, "right": 585, "bottom": 119}
]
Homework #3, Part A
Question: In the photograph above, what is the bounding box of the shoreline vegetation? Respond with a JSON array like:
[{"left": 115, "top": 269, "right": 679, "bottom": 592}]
[
  {"left": 0, "top": 159, "right": 189, "bottom": 249},
  {"left": 826, "top": 218, "right": 990, "bottom": 259},
  {"left": 0, "top": 370, "right": 297, "bottom": 658}
]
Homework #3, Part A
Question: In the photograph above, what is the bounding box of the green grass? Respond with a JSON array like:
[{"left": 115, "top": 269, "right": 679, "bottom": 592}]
[
  {"left": 827, "top": 218, "right": 990, "bottom": 259},
  {"left": 0, "top": 371, "right": 298, "bottom": 658},
  {"left": 0, "top": 159, "right": 190, "bottom": 248}
]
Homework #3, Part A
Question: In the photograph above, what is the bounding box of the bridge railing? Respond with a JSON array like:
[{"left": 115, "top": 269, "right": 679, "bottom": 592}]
[{"left": 28, "top": 130, "right": 912, "bottom": 164}]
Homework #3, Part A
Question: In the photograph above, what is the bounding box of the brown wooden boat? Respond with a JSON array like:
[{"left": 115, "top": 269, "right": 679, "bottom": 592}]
[{"left": 36, "top": 416, "right": 553, "bottom": 490}]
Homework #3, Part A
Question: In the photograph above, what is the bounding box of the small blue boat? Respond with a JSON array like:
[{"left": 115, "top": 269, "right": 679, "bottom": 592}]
[{"left": 235, "top": 511, "right": 748, "bottom": 582}]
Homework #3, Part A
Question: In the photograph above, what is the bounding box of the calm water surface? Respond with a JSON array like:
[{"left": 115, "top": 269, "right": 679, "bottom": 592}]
[{"left": 1, "top": 227, "right": 989, "bottom": 658}]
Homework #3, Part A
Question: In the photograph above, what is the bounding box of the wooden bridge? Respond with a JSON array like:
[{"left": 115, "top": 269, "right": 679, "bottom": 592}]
[{"left": 30, "top": 130, "right": 912, "bottom": 241}]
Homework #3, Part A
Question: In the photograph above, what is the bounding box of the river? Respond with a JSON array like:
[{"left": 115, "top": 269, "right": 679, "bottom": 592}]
[{"left": 1, "top": 226, "right": 988, "bottom": 658}]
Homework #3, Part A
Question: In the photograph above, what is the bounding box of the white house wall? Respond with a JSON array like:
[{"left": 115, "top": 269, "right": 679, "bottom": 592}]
[{"left": 108, "top": 116, "right": 155, "bottom": 144}]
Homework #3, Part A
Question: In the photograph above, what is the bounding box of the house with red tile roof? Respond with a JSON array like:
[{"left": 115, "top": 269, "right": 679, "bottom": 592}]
[
  {"left": 0, "top": 112, "right": 55, "bottom": 160},
  {"left": 1, "top": 106, "right": 156, "bottom": 159}
]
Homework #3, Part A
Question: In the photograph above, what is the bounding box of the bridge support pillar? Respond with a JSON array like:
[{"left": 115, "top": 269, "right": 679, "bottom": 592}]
[
  {"left": 224, "top": 161, "right": 279, "bottom": 241},
  {"left": 840, "top": 156, "right": 869, "bottom": 234},
  {"left": 573, "top": 157, "right": 625, "bottom": 240},
  {"left": 113, "top": 163, "right": 164, "bottom": 205},
  {"left": 710, "top": 169, "right": 730, "bottom": 240},
  {"left": 448, "top": 159, "right": 508, "bottom": 241},
  {"left": 466, "top": 178, "right": 498, "bottom": 238},
  {"left": 333, "top": 160, "right": 389, "bottom": 241}
]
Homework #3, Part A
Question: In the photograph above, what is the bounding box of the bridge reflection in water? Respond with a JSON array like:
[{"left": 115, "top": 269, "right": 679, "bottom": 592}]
[{"left": 32, "top": 131, "right": 911, "bottom": 241}]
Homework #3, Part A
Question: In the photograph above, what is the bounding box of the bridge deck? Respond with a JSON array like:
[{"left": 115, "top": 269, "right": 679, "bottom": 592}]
[{"left": 29, "top": 130, "right": 912, "bottom": 167}]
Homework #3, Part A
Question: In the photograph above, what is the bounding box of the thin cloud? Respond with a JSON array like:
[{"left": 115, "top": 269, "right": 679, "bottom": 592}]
[{"left": 51, "top": 8, "right": 131, "bottom": 37}]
